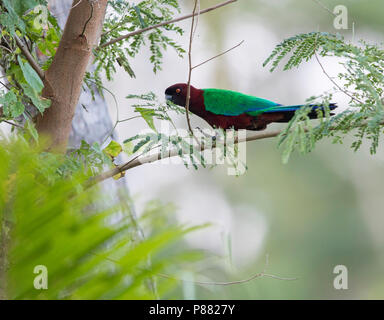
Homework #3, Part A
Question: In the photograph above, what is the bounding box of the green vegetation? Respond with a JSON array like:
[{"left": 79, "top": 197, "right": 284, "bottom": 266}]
[
  {"left": 264, "top": 32, "right": 384, "bottom": 162},
  {"left": 0, "top": 138, "right": 205, "bottom": 299},
  {"left": 0, "top": 0, "right": 383, "bottom": 300}
]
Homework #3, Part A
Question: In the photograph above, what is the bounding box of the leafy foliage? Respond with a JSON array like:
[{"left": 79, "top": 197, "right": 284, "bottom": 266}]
[
  {"left": 95, "top": 0, "right": 185, "bottom": 84},
  {"left": 264, "top": 32, "right": 384, "bottom": 162},
  {"left": 0, "top": 138, "right": 203, "bottom": 299},
  {"left": 126, "top": 91, "right": 186, "bottom": 131},
  {"left": 0, "top": 0, "right": 59, "bottom": 120},
  {"left": 64, "top": 140, "right": 113, "bottom": 177}
]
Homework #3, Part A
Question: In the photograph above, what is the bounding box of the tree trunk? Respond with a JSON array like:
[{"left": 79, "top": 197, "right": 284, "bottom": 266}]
[
  {"left": 37, "top": 0, "right": 108, "bottom": 151},
  {"left": 47, "top": 0, "right": 116, "bottom": 149}
]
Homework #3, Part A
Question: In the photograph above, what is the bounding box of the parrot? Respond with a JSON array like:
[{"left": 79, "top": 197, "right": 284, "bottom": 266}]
[{"left": 165, "top": 83, "right": 337, "bottom": 131}]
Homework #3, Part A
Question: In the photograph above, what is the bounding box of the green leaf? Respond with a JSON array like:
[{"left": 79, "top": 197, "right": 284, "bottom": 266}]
[
  {"left": 0, "top": 91, "right": 25, "bottom": 118},
  {"left": 11, "top": 0, "right": 42, "bottom": 15},
  {"left": 281, "top": 130, "right": 297, "bottom": 164},
  {"left": 135, "top": 107, "right": 157, "bottom": 131},
  {"left": 116, "top": 55, "right": 136, "bottom": 78},
  {"left": 134, "top": 6, "right": 147, "bottom": 28},
  {"left": 11, "top": 101, "right": 25, "bottom": 118},
  {"left": 0, "top": 90, "right": 17, "bottom": 104},
  {"left": 123, "top": 141, "right": 134, "bottom": 156},
  {"left": 133, "top": 136, "right": 151, "bottom": 153},
  {"left": 103, "top": 140, "right": 123, "bottom": 159},
  {"left": 17, "top": 56, "right": 44, "bottom": 92},
  {"left": 0, "top": 0, "right": 26, "bottom": 34},
  {"left": 24, "top": 120, "right": 38, "bottom": 142},
  {"left": 20, "top": 82, "right": 50, "bottom": 113}
]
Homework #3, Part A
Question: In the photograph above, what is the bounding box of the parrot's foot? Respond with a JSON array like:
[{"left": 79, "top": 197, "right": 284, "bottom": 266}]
[{"left": 195, "top": 127, "right": 217, "bottom": 142}]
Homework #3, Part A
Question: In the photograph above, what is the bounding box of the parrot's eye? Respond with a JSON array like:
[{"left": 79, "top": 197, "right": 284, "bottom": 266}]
[{"left": 176, "top": 88, "right": 181, "bottom": 94}]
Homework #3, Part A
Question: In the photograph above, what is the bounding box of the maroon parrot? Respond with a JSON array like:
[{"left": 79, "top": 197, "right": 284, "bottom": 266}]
[{"left": 165, "top": 83, "right": 337, "bottom": 130}]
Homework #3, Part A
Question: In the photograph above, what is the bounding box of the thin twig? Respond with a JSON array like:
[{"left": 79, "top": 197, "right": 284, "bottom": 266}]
[
  {"left": 0, "top": 80, "right": 12, "bottom": 91},
  {"left": 0, "top": 30, "right": 12, "bottom": 51},
  {"left": 312, "top": 33, "right": 363, "bottom": 105},
  {"left": 192, "top": 40, "right": 244, "bottom": 70},
  {"left": 314, "top": 51, "right": 364, "bottom": 105},
  {"left": 1, "top": 120, "right": 25, "bottom": 129},
  {"left": 98, "top": 0, "right": 237, "bottom": 49},
  {"left": 0, "top": 45, "right": 13, "bottom": 54},
  {"left": 47, "top": 0, "right": 84, "bottom": 18},
  {"left": 156, "top": 254, "right": 298, "bottom": 285},
  {"left": 71, "top": 0, "right": 84, "bottom": 12},
  {"left": 185, "top": 0, "right": 199, "bottom": 135},
  {"left": 156, "top": 271, "right": 297, "bottom": 285},
  {"left": 101, "top": 4, "right": 130, "bottom": 38},
  {"left": 14, "top": 34, "right": 45, "bottom": 80},
  {"left": 118, "top": 115, "right": 142, "bottom": 123},
  {"left": 311, "top": 0, "right": 336, "bottom": 16},
  {"left": 97, "top": 253, "right": 297, "bottom": 287}
]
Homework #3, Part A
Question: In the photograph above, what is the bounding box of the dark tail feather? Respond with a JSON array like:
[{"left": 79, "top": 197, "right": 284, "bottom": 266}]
[{"left": 275, "top": 103, "right": 338, "bottom": 123}]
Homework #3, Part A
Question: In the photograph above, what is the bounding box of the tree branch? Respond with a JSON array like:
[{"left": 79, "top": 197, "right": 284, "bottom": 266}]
[
  {"left": 89, "top": 113, "right": 384, "bottom": 187},
  {"left": 97, "top": 0, "right": 237, "bottom": 49},
  {"left": 88, "top": 129, "right": 282, "bottom": 186},
  {"left": 14, "top": 34, "right": 45, "bottom": 80}
]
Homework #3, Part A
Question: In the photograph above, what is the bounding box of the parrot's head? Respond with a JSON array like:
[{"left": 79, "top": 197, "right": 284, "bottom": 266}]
[{"left": 165, "top": 83, "right": 198, "bottom": 107}]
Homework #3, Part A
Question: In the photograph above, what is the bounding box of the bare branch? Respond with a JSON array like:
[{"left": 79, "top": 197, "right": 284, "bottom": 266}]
[
  {"left": 313, "top": 45, "right": 364, "bottom": 105},
  {"left": 98, "top": 0, "right": 237, "bottom": 49},
  {"left": 184, "top": 0, "right": 199, "bottom": 135},
  {"left": 192, "top": 40, "right": 244, "bottom": 70},
  {"left": 100, "top": 253, "right": 297, "bottom": 287},
  {"left": 1, "top": 120, "right": 25, "bottom": 129},
  {"left": 184, "top": 2, "right": 243, "bottom": 142},
  {"left": 156, "top": 270, "right": 297, "bottom": 286},
  {"left": 311, "top": 33, "right": 363, "bottom": 105},
  {"left": 311, "top": 0, "right": 336, "bottom": 16},
  {"left": 14, "top": 35, "right": 45, "bottom": 81},
  {"left": 155, "top": 254, "right": 297, "bottom": 285},
  {"left": 0, "top": 45, "right": 13, "bottom": 54}
]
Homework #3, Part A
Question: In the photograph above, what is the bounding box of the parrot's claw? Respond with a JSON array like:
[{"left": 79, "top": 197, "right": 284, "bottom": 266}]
[{"left": 195, "top": 127, "right": 218, "bottom": 142}]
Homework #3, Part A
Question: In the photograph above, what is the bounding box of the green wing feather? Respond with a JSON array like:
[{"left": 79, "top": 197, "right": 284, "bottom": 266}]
[{"left": 203, "top": 89, "right": 281, "bottom": 116}]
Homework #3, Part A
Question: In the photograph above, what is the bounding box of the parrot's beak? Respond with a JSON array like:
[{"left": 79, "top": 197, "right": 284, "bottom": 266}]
[{"left": 165, "top": 94, "right": 173, "bottom": 102}]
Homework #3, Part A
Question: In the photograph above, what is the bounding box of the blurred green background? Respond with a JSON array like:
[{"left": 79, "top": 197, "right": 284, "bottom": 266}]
[{"left": 106, "top": 0, "right": 384, "bottom": 299}]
